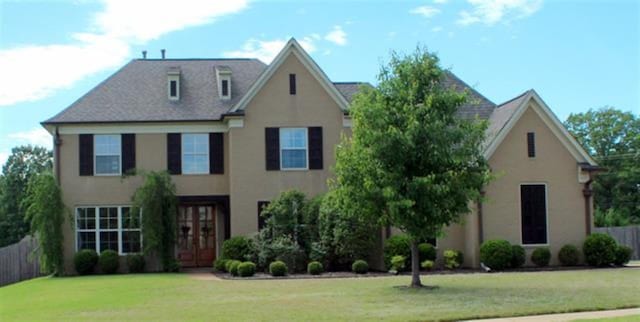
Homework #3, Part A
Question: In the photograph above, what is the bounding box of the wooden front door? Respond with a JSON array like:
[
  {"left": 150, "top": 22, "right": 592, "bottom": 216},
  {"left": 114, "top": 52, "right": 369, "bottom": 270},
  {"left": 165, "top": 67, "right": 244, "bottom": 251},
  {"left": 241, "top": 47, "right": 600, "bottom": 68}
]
[{"left": 177, "top": 205, "right": 216, "bottom": 267}]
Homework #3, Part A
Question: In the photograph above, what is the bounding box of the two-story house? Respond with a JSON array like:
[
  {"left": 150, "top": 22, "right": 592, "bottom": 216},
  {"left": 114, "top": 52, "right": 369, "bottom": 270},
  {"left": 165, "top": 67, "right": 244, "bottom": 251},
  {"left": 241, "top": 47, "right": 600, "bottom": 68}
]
[{"left": 42, "top": 38, "right": 598, "bottom": 273}]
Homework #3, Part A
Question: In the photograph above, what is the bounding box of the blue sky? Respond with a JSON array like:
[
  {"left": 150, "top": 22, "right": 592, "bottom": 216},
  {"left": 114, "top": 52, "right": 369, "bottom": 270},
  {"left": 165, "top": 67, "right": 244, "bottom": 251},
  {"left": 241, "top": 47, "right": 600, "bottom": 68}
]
[{"left": 0, "top": 0, "right": 638, "bottom": 166}]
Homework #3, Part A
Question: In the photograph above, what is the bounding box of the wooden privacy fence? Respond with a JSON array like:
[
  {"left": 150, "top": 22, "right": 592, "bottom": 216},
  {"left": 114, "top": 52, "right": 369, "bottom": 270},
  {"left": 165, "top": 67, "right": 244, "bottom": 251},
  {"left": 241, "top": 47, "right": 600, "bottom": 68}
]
[
  {"left": 594, "top": 225, "right": 640, "bottom": 260},
  {"left": 0, "top": 236, "right": 41, "bottom": 287}
]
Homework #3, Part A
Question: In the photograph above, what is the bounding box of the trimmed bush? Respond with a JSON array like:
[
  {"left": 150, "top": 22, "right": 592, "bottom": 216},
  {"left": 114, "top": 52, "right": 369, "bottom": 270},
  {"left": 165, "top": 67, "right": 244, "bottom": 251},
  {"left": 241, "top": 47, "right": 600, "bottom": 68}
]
[
  {"left": 74, "top": 249, "right": 98, "bottom": 275},
  {"left": 558, "top": 245, "right": 580, "bottom": 266},
  {"left": 480, "top": 239, "right": 512, "bottom": 270},
  {"left": 383, "top": 234, "right": 411, "bottom": 269},
  {"left": 213, "top": 258, "right": 228, "bottom": 272},
  {"left": 418, "top": 243, "right": 437, "bottom": 262},
  {"left": 99, "top": 250, "right": 119, "bottom": 274},
  {"left": 352, "top": 260, "right": 369, "bottom": 274},
  {"left": 307, "top": 261, "right": 323, "bottom": 275},
  {"left": 390, "top": 255, "right": 406, "bottom": 272},
  {"left": 614, "top": 245, "right": 632, "bottom": 266},
  {"left": 270, "top": 260, "right": 288, "bottom": 276},
  {"left": 583, "top": 233, "right": 617, "bottom": 267},
  {"left": 456, "top": 251, "right": 465, "bottom": 267},
  {"left": 227, "top": 260, "right": 242, "bottom": 276},
  {"left": 444, "top": 250, "right": 461, "bottom": 269},
  {"left": 127, "top": 254, "right": 145, "bottom": 273},
  {"left": 421, "top": 260, "right": 434, "bottom": 271},
  {"left": 221, "top": 236, "right": 253, "bottom": 261},
  {"left": 237, "top": 261, "right": 256, "bottom": 277},
  {"left": 511, "top": 245, "right": 526, "bottom": 268},
  {"left": 531, "top": 247, "right": 551, "bottom": 267}
]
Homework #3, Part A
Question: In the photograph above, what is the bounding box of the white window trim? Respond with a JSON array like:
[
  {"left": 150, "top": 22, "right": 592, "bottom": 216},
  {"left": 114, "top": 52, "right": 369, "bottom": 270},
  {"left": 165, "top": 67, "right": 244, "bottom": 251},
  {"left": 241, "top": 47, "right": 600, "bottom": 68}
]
[
  {"left": 181, "top": 133, "right": 210, "bottom": 175},
  {"left": 94, "top": 134, "right": 122, "bottom": 176},
  {"left": 280, "top": 127, "right": 309, "bottom": 171},
  {"left": 75, "top": 206, "right": 142, "bottom": 255},
  {"left": 518, "top": 182, "right": 550, "bottom": 247}
]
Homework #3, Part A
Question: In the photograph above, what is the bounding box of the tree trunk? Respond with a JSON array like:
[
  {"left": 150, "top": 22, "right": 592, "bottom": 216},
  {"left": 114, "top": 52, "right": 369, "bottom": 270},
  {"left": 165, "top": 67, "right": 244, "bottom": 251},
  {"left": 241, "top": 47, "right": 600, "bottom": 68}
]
[{"left": 410, "top": 239, "right": 423, "bottom": 287}]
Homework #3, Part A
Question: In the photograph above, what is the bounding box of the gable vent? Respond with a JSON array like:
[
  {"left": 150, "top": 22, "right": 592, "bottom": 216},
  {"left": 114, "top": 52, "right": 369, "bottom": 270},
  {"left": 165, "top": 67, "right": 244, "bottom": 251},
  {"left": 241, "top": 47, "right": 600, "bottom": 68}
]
[
  {"left": 216, "top": 66, "right": 232, "bottom": 100},
  {"left": 167, "top": 67, "right": 181, "bottom": 101}
]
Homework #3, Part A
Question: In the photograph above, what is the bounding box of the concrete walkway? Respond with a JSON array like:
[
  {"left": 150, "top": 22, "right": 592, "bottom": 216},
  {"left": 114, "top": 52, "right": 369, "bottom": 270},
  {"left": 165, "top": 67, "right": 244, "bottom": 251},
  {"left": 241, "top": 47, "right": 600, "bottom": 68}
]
[{"left": 469, "top": 308, "right": 640, "bottom": 322}]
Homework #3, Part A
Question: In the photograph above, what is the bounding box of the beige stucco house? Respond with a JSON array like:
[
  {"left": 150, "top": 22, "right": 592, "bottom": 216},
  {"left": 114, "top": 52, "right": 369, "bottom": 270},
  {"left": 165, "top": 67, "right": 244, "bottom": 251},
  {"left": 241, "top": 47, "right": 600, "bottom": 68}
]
[{"left": 42, "top": 38, "right": 598, "bottom": 273}]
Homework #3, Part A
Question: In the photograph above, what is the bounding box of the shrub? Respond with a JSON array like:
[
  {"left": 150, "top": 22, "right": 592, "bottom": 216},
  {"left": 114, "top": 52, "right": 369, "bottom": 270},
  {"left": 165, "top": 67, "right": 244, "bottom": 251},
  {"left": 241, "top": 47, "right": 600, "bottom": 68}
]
[
  {"left": 614, "top": 245, "right": 632, "bottom": 266},
  {"left": 213, "top": 258, "right": 228, "bottom": 272},
  {"left": 269, "top": 260, "right": 288, "bottom": 276},
  {"left": 480, "top": 240, "right": 512, "bottom": 270},
  {"left": 74, "top": 249, "right": 98, "bottom": 275},
  {"left": 444, "top": 250, "right": 461, "bottom": 269},
  {"left": 237, "top": 261, "right": 256, "bottom": 277},
  {"left": 531, "top": 247, "right": 551, "bottom": 267},
  {"left": 127, "top": 254, "right": 145, "bottom": 273},
  {"left": 390, "top": 255, "right": 406, "bottom": 273},
  {"left": 511, "top": 245, "right": 526, "bottom": 268},
  {"left": 227, "top": 260, "right": 242, "bottom": 276},
  {"left": 421, "top": 260, "right": 434, "bottom": 271},
  {"left": 383, "top": 234, "right": 411, "bottom": 269},
  {"left": 222, "top": 236, "right": 253, "bottom": 261},
  {"left": 583, "top": 233, "right": 617, "bottom": 266},
  {"left": 307, "top": 261, "right": 323, "bottom": 275},
  {"left": 249, "top": 233, "right": 307, "bottom": 273},
  {"left": 165, "top": 259, "right": 181, "bottom": 272},
  {"left": 456, "top": 250, "right": 465, "bottom": 267},
  {"left": 352, "top": 260, "right": 369, "bottom": 274},
  {"left": 418, "top": 243, "right": 436, "bottom": 262},
  {"left": 558, "top": 245, "right": 580, "bottom": 266},
  {"left": 97, "top": 250, "right": 119, "bottom": 274}
]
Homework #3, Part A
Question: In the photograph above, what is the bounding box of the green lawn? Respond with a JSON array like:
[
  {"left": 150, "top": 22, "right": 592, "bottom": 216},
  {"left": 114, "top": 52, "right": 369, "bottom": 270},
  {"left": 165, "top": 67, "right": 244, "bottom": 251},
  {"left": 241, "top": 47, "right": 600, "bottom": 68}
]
[{"left": 1, "top": 268, "right": 639, "bottom": 321}]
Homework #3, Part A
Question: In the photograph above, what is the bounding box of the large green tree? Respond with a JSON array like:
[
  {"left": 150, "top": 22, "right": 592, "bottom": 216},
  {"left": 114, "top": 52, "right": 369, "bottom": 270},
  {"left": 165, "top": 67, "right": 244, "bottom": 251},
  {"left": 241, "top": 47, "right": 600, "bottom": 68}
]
[
  {"left": 0, "top": 145, "right": 52, "bottom": 247},
  {"left": 333, "top": 48, "right": 491, "bottom": 287},
  {"left": 565, "top": 107, "right": 640, "bottom": 224}
]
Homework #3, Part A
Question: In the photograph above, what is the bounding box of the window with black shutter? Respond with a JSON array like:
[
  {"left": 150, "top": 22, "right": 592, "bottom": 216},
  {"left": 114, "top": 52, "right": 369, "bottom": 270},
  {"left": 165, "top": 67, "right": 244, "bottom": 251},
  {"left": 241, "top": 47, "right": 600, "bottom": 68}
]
[
  {"left": 308, "top": 127, "right": 323, "bottom": 170},
  {"left": 521, "top": 184, "right": 547, "bottom": 244},
  {"left": 289, "top": 74, "right": 296, "bottom": 95},
  {"left": 79, "top": 134, "right": 94, "bottom": 176},
  {"left": 257, "top": 201, "right": 270, "bottom": 230},
  {"left": 209, "top": 133, "right": 224, "bottom": 174},
  {"left": 527, "top": 132, "right": 535, "bottom": 158},
  {"left": 265, "top": 127, "right": 280, "bottom": 170},
  {"left": 167, "top": 133, "right": 182, "bottom": 174},
  {"left": 121, "top": 134, "right": 136, "bottom": 174}
]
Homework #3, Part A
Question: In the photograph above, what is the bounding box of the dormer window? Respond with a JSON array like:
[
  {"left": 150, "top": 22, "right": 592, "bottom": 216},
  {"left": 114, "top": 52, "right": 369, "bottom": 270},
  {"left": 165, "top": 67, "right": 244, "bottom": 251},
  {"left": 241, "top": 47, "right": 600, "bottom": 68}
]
[
  {"left": 167, "top": 68, "right": 181, "bottom": 101},
  {"left": 216, "top": 66, "right": 232, "bottom": 100}
]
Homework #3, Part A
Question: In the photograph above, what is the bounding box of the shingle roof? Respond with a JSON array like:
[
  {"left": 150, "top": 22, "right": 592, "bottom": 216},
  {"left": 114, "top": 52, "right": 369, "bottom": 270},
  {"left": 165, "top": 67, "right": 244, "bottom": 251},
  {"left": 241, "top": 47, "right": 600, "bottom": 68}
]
[
  {"left": 484, "top": 90, "right": 532, "bottom": 148},
  {"left": 333, "top": 82, "right": 372, "bottom": 103},
  {"left": 443, "top": 71, "right": 496, "bottom": 120},
  {"left": 44, "top": 59, "right": 267, "bottom": 124}
]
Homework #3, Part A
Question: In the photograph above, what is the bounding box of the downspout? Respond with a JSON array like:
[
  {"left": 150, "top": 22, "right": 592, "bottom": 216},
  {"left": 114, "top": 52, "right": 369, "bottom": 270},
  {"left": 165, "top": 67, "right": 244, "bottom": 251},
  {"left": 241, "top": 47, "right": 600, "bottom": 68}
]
[
  {"left": 477, "top": 191, "right": 485, "bottom": 245},
  {"left": 54, "top": 127, "right": 62, "bottom": 182}
]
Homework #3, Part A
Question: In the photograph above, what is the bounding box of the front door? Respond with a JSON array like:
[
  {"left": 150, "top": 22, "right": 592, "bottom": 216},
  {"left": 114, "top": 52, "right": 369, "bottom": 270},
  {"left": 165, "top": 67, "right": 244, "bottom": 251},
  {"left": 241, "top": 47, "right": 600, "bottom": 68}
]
[{"left": 177, "top": 205, "right": 216, "bottom": 267}]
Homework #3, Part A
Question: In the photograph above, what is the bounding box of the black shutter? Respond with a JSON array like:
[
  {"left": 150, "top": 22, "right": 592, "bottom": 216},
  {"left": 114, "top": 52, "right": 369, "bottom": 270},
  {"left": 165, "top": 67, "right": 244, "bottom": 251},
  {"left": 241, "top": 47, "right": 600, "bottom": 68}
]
[
  {"left": 121, "top": 134, "right": 136, "bottom": 174},
  {"left": 265, "top": 127, "right": 280, "bottom": 171},
  {"left": 79, "top": 134, "right": 93, "bottom": 176},
  {"left": 308, "top": 127, "right": 323, "bottom": 170},
  {"left": 209, "top": 133, "right": 224, "bottom": 174},
  {"left": 167, "top": 133, "right": 181, "bottom": 175},
  {"left": 527, "top": 132, "right": 536, "bottom": 157},
  {"left": 521, "top": 185, "right": 547, "bottom": 244},
  {"left": 289, "top": 74, "right": 296, "bottom": 95}
]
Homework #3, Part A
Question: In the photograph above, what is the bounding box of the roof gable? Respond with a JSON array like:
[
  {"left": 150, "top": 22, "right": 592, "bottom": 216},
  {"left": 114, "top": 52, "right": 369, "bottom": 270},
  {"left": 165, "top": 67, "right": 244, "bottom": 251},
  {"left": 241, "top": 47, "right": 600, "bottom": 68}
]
[
  {"left": 484, "top": 90, "right": 597, "bottom": 165},
  {"left": 230, "top": 38, "right": 350, "bottom": 113}
]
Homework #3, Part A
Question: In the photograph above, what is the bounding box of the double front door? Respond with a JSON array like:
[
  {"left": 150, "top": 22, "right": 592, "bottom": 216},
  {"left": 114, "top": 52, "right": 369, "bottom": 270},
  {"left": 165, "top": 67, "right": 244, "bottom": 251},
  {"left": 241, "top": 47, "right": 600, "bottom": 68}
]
[{"left": 177, "top": 205, "right": 216, "bottom": 267}]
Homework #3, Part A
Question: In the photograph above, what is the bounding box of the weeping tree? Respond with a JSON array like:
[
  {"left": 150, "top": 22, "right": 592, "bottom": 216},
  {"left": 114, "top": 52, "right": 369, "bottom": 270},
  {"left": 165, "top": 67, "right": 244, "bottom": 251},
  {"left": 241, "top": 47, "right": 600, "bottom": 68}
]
[
  {"left": 22, "top": 172, "right": 66, "bottom": 275},
  {"left": 132, "top": 171, "right": 178, "bottom": 271},
  {"left": 333, "top": 48, "right": 491, "bottom": 288}
]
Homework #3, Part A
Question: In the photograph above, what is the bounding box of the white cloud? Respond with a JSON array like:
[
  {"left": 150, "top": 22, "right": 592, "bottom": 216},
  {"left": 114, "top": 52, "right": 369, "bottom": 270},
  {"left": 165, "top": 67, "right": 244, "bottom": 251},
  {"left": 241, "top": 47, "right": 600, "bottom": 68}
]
[
  {"left": 434, "top": 0, "right": 449, "bottom": 3},
  {"left": 223, "top": 37, "right": 317, "bottom": 64},
  {"left": 324, "top": 26, "right": 348, "bottom": 46},
  {"left": 457, "top": 0, "right": 542, "bottom": 26},
  {"left": 0, "top": 0, "right": 248, "bottom": 107},
  {"left": 431, "top": 26, "right": 444, "bottom": 32},
  {"left": 7, "top": 128, "right": 53, "bottom": 149},
  {"left": 410, "top": 6, "right": 442, "bottom": 18}
]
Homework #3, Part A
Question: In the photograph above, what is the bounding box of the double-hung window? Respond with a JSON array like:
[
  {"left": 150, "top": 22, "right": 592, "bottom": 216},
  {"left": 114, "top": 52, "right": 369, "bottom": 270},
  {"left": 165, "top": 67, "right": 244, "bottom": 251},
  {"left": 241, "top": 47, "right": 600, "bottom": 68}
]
[
  {"left": 182, "top": 134, "right": 209, "bottom": 174},
  {"left": 95, "top": 134, "right": 121, "bottom": 175},
  {"left": 280, "top": 128, "right": 308, "bottom": 170},
  {"left": 76, "top": 206, "right": 142, "bottom": 254}
]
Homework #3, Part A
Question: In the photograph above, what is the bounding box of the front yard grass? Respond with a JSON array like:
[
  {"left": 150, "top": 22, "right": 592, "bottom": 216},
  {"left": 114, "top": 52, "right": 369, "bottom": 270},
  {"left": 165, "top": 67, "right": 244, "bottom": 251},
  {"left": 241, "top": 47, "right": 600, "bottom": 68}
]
[{"left": 1, "top": 268, "right": 638, "bottom": 321}]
